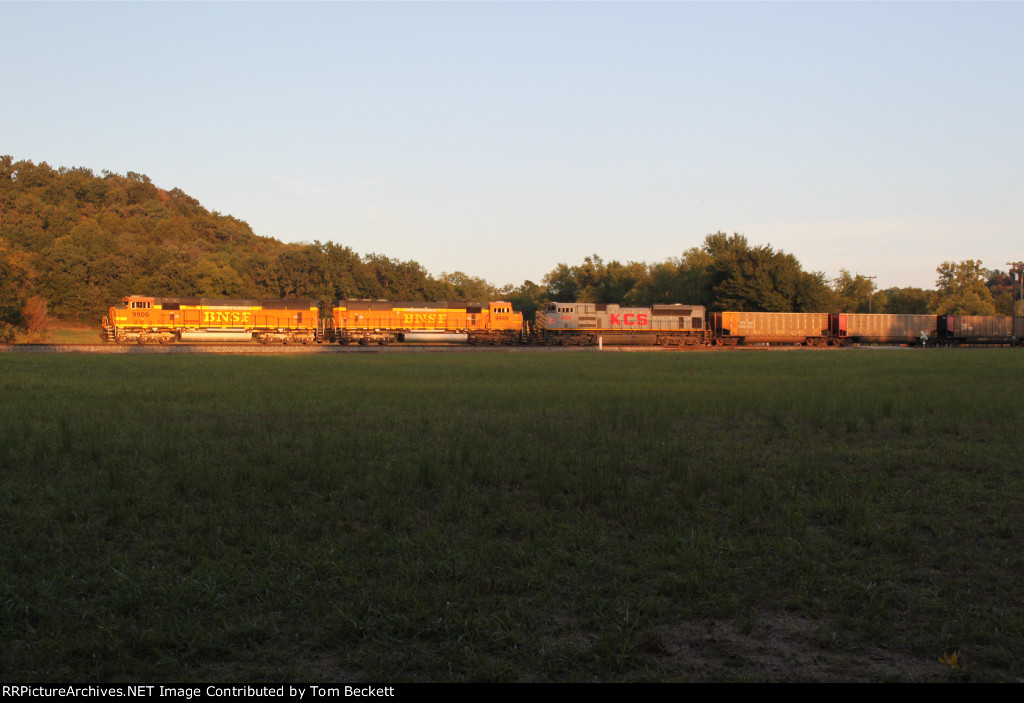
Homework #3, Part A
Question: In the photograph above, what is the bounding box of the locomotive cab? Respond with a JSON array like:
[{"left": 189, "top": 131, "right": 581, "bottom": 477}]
[
  {"left": 102, "top": 295, "right": 165, "bottom": 343},
  {"left": 475, "top": 301, "right": 524, "bottom": 344},
  {"left": 124, "top": 296, "right": 155, "bottom": 324},
  {"left": 487, "top": 302, "right": 515, "bottom": 329}
]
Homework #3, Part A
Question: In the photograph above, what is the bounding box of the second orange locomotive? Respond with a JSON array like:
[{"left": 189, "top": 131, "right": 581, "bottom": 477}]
[{"left": 330, "top": 300, "right": 523, "bottom": 345}]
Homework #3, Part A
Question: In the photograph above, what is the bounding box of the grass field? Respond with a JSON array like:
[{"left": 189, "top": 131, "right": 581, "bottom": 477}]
[
  {"left": 1, "top": 350, "right": 1022, "bottom": 681},
  {"left": 8, "top": 322, "right": 101, "bottom": 344}
]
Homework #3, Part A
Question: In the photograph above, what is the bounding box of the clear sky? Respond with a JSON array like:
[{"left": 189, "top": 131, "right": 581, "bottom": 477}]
[{"left": 3, "top": 1, "right": 1022, "bottom": 291}]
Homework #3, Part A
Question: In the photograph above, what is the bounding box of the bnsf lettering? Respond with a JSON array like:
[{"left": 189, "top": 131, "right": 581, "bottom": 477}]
[
  {"left": 402, "top": 313, "right": 447, "bottom": 326},
  {"left": 203, "top": 312, "right": 252, "bottom": 325},
  {"left": 609, "top": 313, "right": 649, "bottom": 326}
]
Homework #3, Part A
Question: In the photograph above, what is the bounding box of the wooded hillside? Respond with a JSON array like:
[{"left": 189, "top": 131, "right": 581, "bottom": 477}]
[{"left": 0, "top": 157, "right": 498, "bottom": 329}]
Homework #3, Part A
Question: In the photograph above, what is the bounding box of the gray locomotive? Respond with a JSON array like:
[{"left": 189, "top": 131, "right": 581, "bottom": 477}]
[{"left": 535, "top": 302, "right": 707, "bottom": 346}]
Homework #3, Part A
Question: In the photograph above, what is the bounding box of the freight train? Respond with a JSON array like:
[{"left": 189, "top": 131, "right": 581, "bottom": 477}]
[
  {"left": 535, "top": 304, "right": 1024, "bottom": 347},
  {"left": 102, "top": 295, "right": 1024, "bottom": 347}
]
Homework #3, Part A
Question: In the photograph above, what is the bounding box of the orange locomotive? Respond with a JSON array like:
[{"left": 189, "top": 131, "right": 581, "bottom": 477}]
[
  {"left": 330, "top": 300, "right": 523, "bottom": 345},
  {"left": 102, "top": 295, "right": 320, "bottom": 344}
]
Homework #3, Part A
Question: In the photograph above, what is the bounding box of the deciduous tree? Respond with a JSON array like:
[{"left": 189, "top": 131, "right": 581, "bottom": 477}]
[
  {"left": 878, "top": 287, "right": 932, "bottom": 314},
  {"left": 705, "top": 233, "right": 833, "bottom": 312},
  {"left": 931, "top": 260, "right": 996, "bottom": 315},
  {"left": 832, "top": 269, "right": 876, "bottom": 313},
  {"left": 22, "top": 295, "right": 48, "bottom": 340}
]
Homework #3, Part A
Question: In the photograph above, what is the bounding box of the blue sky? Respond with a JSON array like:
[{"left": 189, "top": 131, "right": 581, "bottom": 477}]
[{"left": 3, "top": 1, "right": 1022, "bottom": 291}]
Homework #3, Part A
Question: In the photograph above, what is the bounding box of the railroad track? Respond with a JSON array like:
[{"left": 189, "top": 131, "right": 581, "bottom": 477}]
[
  {"left": 0, "top": 343, "right": 532, "bottom": 354},
  {"left": 0, "top": 343, "right": 855, "bottom": 354}
]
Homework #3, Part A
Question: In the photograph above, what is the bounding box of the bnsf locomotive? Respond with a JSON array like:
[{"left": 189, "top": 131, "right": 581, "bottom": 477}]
[
  {"left": 102, "top": 295, "right": 320, "bottom": 344},
  {"left": 329, "top": 300, "right": 522, "bottom": 345},
  {"left": 101, "top": 295, "right": 1024, "bottom": 347}
]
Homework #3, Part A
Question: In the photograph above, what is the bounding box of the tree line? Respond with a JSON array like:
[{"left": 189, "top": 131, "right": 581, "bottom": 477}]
[
  {"left": 0, "top": 156, "right": 1016, "bottom": 339},
  {"left": 512, "top": 236, "right": 1015, "bottom": 321}
]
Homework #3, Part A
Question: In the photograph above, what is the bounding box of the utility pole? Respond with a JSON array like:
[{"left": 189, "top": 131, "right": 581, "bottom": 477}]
[
  {"left": 863, "top": 275, "right": 877, "bottom": 313},
  {"left": 1007, "top": 262, "right": 1024, "bottom": 316}
]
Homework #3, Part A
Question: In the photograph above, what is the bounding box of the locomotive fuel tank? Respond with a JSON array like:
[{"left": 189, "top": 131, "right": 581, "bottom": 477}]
[
  {"left": 401, "top": 332, "right": 469, "bottom": 344},
  {"left": 178, "top": 330, "right": 256, "bottom": 342}
]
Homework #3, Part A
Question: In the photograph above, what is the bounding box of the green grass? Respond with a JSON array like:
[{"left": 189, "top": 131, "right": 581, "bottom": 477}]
[
  {"left": 1, "top": 350, "right": 1023, "bottom": 681},
  {"left": 8, "top": 322, "right": 101, "bottom": 344}
]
